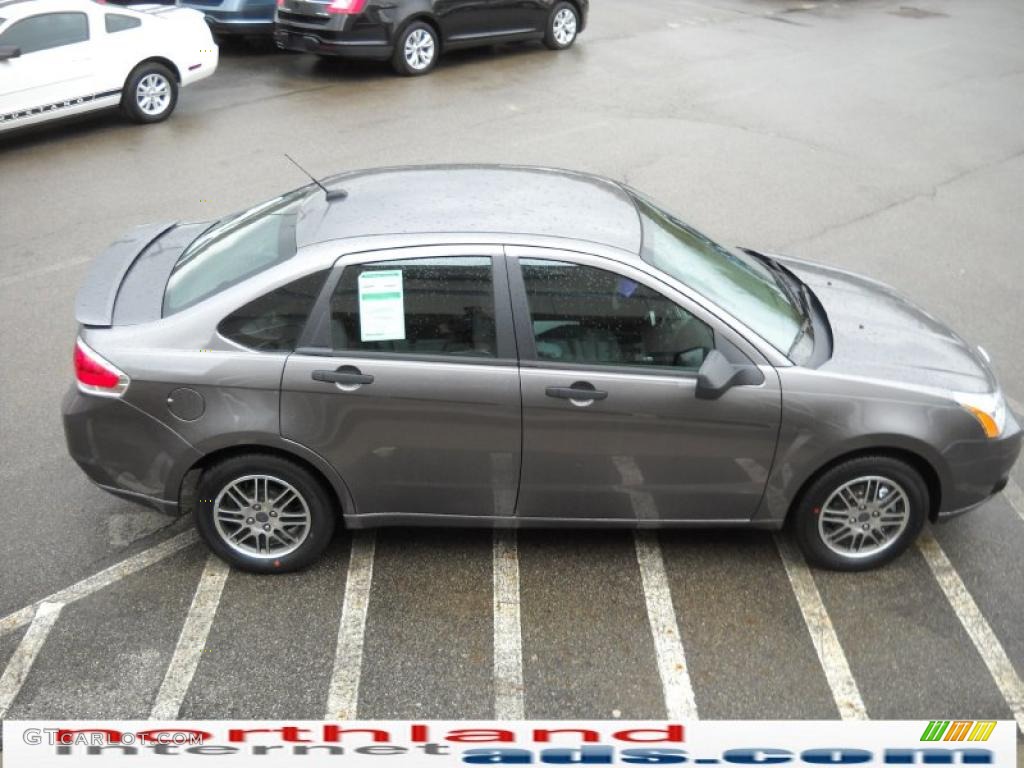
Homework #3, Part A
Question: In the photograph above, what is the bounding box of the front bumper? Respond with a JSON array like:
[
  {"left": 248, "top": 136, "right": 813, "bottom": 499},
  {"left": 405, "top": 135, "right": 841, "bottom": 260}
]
[
  {"left": 936, "top": 409, "right": 1022, "bottom": 520},
  {"left": 62, "top": 386, "right": 200, "bottom": 516}
]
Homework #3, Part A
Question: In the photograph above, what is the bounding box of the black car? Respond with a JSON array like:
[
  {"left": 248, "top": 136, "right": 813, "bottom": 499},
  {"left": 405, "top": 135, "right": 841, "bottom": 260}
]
[{"left": 273, "top": 0, "right": 587, "bottom": 75}]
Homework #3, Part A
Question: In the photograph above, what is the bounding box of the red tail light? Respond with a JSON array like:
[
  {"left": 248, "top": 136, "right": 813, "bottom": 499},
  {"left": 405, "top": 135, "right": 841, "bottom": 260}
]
[
  {"left": 326, "top": 0, "right": 366, "bottom": 14},
  {"left": 74, "top": 340, "right": 129, "bottom": 397}
]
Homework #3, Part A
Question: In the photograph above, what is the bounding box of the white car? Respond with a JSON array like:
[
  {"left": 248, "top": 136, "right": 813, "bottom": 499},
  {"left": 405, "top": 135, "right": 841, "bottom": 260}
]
[{"left": 0, "top": 0, "right": 218, "bottom": 133}]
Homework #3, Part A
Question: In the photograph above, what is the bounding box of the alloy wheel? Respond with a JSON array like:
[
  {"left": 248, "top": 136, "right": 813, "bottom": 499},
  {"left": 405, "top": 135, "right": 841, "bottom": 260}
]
[
  {"left": 817, "top": 475, "right": 911, "bottom": 559},
  {"left": 553, "top": 8, "right": 577, "bottom": 46},
  {"left": 404, "top": 28, "right": 436, "bottom": 71},
  {"left": 213, "top": 474, "right": 312, "bottom": 559},
  {"left": 136, "top": 73, "right": 172, "bottom": 116}
]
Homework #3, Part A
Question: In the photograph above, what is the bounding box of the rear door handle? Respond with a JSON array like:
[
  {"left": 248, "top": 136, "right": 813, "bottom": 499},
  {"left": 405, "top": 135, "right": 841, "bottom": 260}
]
[
  {"left": 545, "top": 383, "right": 608, "bottom": 402},
  {"left": 312, "top": 365, "right": 374, "bottom": 387}
]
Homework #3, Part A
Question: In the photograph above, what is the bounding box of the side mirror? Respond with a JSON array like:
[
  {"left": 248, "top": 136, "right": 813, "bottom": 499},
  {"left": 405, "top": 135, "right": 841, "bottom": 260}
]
[
  {"left": 0, "top": 46, "right": 21, "bottom": 61},
  {"left": 695, "top": 349, "right": 763, "bottom": 399}
]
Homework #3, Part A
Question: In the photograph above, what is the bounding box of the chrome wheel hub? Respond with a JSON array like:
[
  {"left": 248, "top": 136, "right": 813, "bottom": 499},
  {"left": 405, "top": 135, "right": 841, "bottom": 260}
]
[
  {"left": 404, "top": 29, "right": 435, "bottom": 70},
  {"left": 817, "top": 475, "right": 910, "bottom": 559},
  {"left": 553, "top": 8, "right": 577, "bottom": 45},
  {"left": 136, "top": 73, "right": 171, "bottom": 116},
  {"left": 213, "top": 475, "right": 311, "bottom": 559}
]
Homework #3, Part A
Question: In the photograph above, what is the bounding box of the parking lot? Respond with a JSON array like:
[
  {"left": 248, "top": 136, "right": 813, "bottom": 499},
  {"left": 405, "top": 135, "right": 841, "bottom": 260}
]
[{"left": 1, "top": 0, "right": 1023, "bottom": 757}]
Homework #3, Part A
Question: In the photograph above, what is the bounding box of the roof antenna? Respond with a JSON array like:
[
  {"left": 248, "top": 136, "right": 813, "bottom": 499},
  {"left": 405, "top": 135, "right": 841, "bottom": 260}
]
[{"left": 285, "top": 153, "right": 347, "bottom": 201}]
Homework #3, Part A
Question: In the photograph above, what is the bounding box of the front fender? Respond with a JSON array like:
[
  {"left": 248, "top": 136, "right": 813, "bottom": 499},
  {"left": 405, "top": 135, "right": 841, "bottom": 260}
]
[{"left": 757, "top": 369, "right": 961, "bottom": 524}]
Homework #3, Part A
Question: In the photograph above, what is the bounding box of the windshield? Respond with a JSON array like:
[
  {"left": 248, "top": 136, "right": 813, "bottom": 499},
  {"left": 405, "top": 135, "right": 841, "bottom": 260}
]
[
  {"left": 632, "top": 193, "right": 810, "bottom": 362},
  {"left": 163, "top": 187, "right": 310, "bottom": 316}
]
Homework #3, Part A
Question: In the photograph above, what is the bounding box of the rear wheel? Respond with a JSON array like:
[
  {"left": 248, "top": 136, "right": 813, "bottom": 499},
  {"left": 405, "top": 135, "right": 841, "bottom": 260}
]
[
  {"left": 195, "top": 454, "right": 336, "bottom": 573},
  {"left": 392, "top": 21, "right": 439, "bottom": 76},
  {"left": 544, "top": 2, "right": 579, "bottom": 50},
  {"left": 121, "top": 62, "right": 178, "bottom": 124},
  {"left": 792, "top": 456, "right": 928, "bottom": 571}
]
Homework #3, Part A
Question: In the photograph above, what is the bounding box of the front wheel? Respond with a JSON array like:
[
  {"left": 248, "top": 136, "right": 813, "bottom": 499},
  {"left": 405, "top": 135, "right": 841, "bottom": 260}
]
[
  {"left": 392, "top": 22, "right": 439, "bottom": 76},
  {"left": 121, "top": 62, "right": 179, "bottom": 124},
  {"left": 791, "top": 456, "right": 928, "bottom": 571},
  {"left": 544, "top": 2, "right": 579, "bottom": 50},
  {"left": 195, "top": 454, "right": 337, "bottom": 573}
]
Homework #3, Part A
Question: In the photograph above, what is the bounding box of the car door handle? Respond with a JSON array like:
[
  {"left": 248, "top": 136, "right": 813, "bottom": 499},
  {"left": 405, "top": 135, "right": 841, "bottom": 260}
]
[
  {"left": 312, "top": 366, "right": 374, "bottom": 386},
  {"left": 545, "top": 384, "right": 608, "bottom": 401}
]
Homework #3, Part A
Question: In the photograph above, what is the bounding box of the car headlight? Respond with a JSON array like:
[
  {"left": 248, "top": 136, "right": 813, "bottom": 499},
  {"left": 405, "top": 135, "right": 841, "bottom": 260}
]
[{"left": 954, "top": 390, "right": 1007, "bottom": 439}]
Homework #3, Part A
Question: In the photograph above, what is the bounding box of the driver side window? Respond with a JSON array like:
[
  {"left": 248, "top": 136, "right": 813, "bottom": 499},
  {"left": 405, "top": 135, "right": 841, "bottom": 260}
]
[
  {"left": 520, "top": 258, "right": 714, "bottom": 371},
  {"left": 0, "top": 13, "right": 89, "bottom": 55}
]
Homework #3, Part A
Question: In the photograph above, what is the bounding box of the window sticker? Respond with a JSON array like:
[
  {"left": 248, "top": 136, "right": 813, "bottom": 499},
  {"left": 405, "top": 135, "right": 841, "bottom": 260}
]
[{"left": 358, "top": 269, "right": 406, "bottom": 342}]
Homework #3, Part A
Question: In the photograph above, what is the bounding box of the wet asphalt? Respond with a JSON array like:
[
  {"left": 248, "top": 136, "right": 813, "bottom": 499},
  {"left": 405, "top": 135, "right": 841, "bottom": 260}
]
[{"left": 0, "top": 0, "right": 1022, "bottom": 754}]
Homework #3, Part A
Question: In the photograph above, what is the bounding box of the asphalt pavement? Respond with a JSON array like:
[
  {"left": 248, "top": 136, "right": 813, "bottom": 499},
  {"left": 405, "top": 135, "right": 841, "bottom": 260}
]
[{"left": 1, "top": 0, "right": 1023, "bottom": 758}]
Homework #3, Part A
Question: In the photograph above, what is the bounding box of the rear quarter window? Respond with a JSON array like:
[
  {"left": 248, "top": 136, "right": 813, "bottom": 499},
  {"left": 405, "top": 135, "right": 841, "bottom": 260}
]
[
  {"left": 105, "top": 13, "right": 141, "bottom": 33},
  {"left": 218, "top": 270, "right": 329, "bottom": 352}
]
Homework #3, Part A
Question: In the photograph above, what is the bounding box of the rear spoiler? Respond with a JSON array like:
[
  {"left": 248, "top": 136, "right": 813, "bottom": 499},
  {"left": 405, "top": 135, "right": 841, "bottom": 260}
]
[{"left": 75, "top": 221, "right": 178, "bottom": 326}]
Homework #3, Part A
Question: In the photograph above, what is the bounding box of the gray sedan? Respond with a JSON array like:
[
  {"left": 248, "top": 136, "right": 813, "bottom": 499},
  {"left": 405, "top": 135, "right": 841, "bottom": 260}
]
[{"left": 62, "top": 165, "right": 1021, "bottom": 572}]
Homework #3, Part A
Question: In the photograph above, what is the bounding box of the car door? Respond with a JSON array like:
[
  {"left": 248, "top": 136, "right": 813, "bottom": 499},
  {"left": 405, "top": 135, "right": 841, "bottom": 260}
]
[
  {"left": 0, "top": 12, "right": 96, "bottom": 120},
  {"left": 489, "top": 0, "right": 548, "bottom": 35},
  {"left": 280, "top": 245, "right": 522, "bottom": 521},
  {"left": 508, "top": 246, "right": 782, "bottom": 523},
  {"left": 432, "top": 0, "right": 503, "bottom": 42}
]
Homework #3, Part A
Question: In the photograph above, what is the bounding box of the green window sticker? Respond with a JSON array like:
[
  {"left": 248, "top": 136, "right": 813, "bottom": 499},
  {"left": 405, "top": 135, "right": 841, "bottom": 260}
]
[{"left": 358, "top": 269, "right": 406, "bottom": 342}]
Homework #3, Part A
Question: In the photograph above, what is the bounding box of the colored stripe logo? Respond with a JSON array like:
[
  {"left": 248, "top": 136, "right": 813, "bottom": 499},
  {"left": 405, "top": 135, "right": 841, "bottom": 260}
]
[{"left": 920, "top": 720, "right": 996, "bottom": 742}]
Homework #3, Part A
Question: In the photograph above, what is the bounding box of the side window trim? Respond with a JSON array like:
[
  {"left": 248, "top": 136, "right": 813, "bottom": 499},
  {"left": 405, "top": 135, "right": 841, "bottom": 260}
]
[
  {"left": 296, "top": 245, "right": 516, "bottom": 363},
  {"left": 506, "top": 247, "right": 751, "bottom": 376}
]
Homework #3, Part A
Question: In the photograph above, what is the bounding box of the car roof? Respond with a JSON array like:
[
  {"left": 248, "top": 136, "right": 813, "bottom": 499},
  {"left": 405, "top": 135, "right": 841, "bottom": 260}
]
[
  {"left": 298, "top": 165, "right": 644, "bottom": 254},
  {"left": 0, "top": 0, "right": 97, "bottom": 18}
]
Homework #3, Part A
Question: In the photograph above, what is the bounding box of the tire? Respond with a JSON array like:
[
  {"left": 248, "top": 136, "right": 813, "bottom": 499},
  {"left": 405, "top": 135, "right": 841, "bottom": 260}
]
[
  {"left": 544, "top": 1, "right": 579, "bottom": 50},
  {"left": 195, "top": 454, "right": 337, "bottom": 573},
  {"left": 121, "top": 62, "right": 179, "bottom": 124},
  {"left": 392, "top": 21, "right": 439, "bottom": 76},
  {"left": 791, "top": 455, "right": 928, "bottom": 571}
]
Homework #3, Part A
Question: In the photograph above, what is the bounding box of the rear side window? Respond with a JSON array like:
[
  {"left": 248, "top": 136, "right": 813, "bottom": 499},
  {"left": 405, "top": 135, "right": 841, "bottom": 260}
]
[
  {"left": 520, "top": 259, "right": 714, "bottom": 371},
  {"left": 105, "top": 14, "right": 141, "bottom": 33},
  {"left": 0, "top": 13, "right": 88, "bottom": 54},
  {"left": 330, "top": 257, "right": 497, "bottom": 358},
  {"left": 218, "top": 270, "right": 329, "bottom": 352},
  {"left": 164, "top": 189, "right": 309, "bottom": 316}
]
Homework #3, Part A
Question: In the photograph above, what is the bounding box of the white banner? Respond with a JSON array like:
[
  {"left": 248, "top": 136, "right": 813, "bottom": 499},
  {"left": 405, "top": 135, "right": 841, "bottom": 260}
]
[{"left": 2, "top": 719, "right": 1015, "bottom": 766}]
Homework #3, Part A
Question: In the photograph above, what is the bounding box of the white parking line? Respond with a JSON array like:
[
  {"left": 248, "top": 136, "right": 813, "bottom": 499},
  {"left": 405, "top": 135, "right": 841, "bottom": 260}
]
[
  {"left": 917, "top": 531, "right": 1024, "bottom": 734},
  {"left": 774, "top": 534, "right": 868, "bottom": 720},
  {"left": 1005, "top": 478, "right": 1024, "bottom": 525},
  {"left": 325, "top": 532, "right": 376, "bottom": 720},
  {"left": 493, "top": 530, "right": 525, "bottom": 719},
  {"left": 0, "top": 530, "right": 199, "bottom": 641},
  {"left": 150, "top": 554, "right": 230, "bottom": 720},
  {"left": 634, "top": 531, "right": 699, "bottom": 720},
  {"left": 0, "top": 602, "right": 63, "bottom": 720}
]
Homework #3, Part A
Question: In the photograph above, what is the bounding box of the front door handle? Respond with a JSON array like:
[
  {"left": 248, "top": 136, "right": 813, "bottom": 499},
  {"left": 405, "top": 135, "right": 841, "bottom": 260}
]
[
  {"left": 312, "top": 365, "right": 374, "bottom": 387},
  {"left": 545, "top": 382, "right": 608, "bottom": 402}
]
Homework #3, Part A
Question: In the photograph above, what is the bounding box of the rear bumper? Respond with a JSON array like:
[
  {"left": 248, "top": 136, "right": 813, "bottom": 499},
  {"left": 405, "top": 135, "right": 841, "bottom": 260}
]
[
  {"left": 936, "top": 411, "right": 1022, "bottom": 520},
  {"left": 205, "top": 15, "right": 275, "bottom": 36},
  {"left": 179, "top": 45, "right": 220, "bottom": 88},
  {"left": 62, "top": 386, "right": 199, "bottom": 516},
  {"left": 273, "top": 14, "right": 393, "bottom": 59},
  {"left": 273, "top": 27, "right": 393, "bottom": 59}
]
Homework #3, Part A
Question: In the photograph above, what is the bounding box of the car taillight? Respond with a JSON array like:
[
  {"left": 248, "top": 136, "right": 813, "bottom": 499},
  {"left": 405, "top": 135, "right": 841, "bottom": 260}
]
[
  {"left": 74, "top": 339, "right": 129, "bottom": 397},
  {"left": 326, "top": 0, "right": 366, "bottom": 14}
]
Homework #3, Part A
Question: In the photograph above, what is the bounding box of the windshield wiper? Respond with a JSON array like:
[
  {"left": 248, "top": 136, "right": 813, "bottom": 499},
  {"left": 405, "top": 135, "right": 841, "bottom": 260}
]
[{"left": 745, "top": 250, "right": 816, "bottom": 356}]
